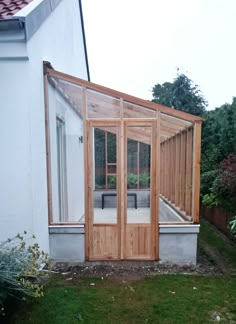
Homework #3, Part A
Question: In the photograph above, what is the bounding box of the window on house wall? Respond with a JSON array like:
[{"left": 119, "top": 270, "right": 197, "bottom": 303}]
[{"left": 56, "top": 117, "right": 68, "bottom": 221}]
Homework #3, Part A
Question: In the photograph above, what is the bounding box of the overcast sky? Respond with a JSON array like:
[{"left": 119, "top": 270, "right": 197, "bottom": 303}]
[{"left": 82, "top": 0, "right": 236, "bottom": 110}]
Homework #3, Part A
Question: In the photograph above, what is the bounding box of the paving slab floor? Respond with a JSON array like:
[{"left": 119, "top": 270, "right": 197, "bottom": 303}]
[{"left": 79, "top": 198, "right": 184, "bottom": 223}]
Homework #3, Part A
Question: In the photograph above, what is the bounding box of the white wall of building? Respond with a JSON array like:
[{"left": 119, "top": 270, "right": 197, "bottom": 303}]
[{"left": 0, "top": 0, "right": 88, "bottom": 251}]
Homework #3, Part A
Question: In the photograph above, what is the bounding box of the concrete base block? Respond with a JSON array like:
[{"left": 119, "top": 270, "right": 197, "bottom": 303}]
[
  {"left": 159, "top": 225, "right": 200, "bottom": 265},
  {"left": 49, "top": 226, "right": 85, "bottom": 262},
  {"left": 48, "top": 224, "right": 199, "bottom": 265}
]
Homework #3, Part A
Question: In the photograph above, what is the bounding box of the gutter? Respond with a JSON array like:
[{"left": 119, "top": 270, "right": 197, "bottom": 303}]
[
  {"left": 0, "top": 0, "right": 90, "bottom": 81},
  {"left": 0, "top": 17, "right": 26, "bottom": 42},
  {"left": 78, "top": 0, "right": 90, "bottom": 81}
]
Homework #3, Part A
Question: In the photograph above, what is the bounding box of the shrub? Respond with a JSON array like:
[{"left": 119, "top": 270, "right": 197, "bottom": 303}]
[
  {"left": 201, "top": 154, "right": 236, "bottom": 212},
  {"left": 127, "top": 173, "right": 138, "bottom": 189},
  {"left": 0, "top": 232, "right": 50, "bottom": 317},
  {"left": 107, "top": 175, "right": 116, "bottom": 189},
  {"left": 139, "top": 173, "right": 150, "bottom": 188},
  {"left": 215, "top": 154, "right": 236, "bottom": 211},
  {"left": 95, "top": 173, "right": 105, "bottom": 188},
  {"left": 202, "top": 193, "right": 220, "bottom": 207},
  {"left": 200, "top": 170, "right": 218, "bottom": 197},
  {"left": 229, "top": 216, "right": 236, "bottom": 236}
]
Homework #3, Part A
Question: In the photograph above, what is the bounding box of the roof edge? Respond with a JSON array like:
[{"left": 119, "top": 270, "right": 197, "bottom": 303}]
[
  {"left": 0, "top": 17, "right": 26, "bottom": 42},
  {"left": 0, "top": 0, "right": 63, "bottom": 42},
  {"left": 45, "top": 64, "right": 204, "bottom": 123},
  {"left": 78, "top": 0, "right": 90, "bottom": 81}
]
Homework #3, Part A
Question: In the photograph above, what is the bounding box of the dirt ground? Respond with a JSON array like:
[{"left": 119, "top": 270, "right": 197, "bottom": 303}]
[
  {"left": 53, "top": 220, "right": 236, "bottom": 282},
  {"left": 52, "top": 249, "right": 221, "bottom": 283}
]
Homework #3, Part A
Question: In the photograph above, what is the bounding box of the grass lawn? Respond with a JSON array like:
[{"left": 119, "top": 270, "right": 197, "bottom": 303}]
[
  {"left": 9, "top": 274, "right": 236, "bottom": 324},
  {"left": 199, "top": 219, "right": 236, "bottom": 272},
  {"left": 5, "top": 220, "right": 236, "bottom": 323}
]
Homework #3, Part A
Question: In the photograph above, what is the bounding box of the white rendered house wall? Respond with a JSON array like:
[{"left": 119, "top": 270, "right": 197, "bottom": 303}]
[{"left": 0, "top": 0, "right": 88, "bottom": 251}]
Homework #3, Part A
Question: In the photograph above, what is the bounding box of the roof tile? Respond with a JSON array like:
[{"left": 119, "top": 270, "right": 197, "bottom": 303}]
[{"left": 0, "top": 0, "right": 33, "bottom": 18}]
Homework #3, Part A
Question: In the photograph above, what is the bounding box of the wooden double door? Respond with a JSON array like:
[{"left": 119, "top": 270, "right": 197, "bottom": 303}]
[{"left": 86, "top": 120, "right": 158, "bottom": 260}]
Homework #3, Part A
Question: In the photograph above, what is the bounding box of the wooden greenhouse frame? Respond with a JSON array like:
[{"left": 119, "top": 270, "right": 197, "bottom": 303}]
[{"left": 44, "top": 63, "right": 203, "bottom": 261}]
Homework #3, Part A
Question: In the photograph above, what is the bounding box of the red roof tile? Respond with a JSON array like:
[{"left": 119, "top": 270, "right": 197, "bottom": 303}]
[{"left": 0, "top": 0, "right": 33, "bottom": 19}]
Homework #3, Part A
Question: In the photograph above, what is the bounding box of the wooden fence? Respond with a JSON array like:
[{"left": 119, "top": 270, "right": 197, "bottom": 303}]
[{"left": 200, "top": 204, "right": 236, "bottom": 242}]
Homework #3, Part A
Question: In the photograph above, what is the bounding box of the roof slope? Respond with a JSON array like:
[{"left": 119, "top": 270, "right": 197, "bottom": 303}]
[{"left": 0, "top": 0, "right": 33, "bottom": 18}]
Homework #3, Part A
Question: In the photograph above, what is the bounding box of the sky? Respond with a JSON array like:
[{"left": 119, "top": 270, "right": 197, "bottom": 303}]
[{"left": 82, "top": 0, "right": 236, "bottom": 110}]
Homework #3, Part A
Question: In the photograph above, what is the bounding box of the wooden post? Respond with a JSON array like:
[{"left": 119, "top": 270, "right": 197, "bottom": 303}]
[
  {"left": 192, "top": 122, "right": 202, "bottom": 223},
  {"left": 175, "top": 134, "right": 180, "bottom": 208},
  {"left": 185, "top": 127, "right": 193, "bottom": 216},
  {"left": 82, "top": 88, "right": 90, "bottom": 260},
  {"left": 120, "top": 100, "right": 125, "bottom": 259},
  {"left": 155, "top": 111, "right": 160, "bottom": 260},
  {"left": 43, "top": 67, "right": 52, "bottom": 225}
]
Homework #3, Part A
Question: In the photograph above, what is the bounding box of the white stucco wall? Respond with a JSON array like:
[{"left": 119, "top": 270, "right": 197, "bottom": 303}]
[{"left": 0, "top": 0, "right": 88, "bottom": 251}]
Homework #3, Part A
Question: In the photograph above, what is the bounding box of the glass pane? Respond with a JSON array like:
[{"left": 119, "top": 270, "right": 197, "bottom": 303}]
[
  {"left": 48, "top": 76, "right": 83, "bottom": 118},
  {"left": 139, "top": 143, "right": 151, "bottom": 189},
  {"left": 127, "top": 140, "right": 138, "bottom": 190},
  {"left": 124, "top": 101, "right": 156, "bottom": 118},
  {"left": 87, "top": 89, "right": 120, "bottom": 119},
  {"left": 47, "top": 81, "right": 84, "bottom": 223},
  {"left": 108, "top": 164, "right": 116, "bottom": 174},
  {"left": 93, "top": 127, "right": 117, "bottom": 224},
  {"left": 126, "top": 126, "right": 151, "bottom": 223}
]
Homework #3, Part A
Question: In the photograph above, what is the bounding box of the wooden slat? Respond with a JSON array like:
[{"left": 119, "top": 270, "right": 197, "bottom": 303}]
[
  {"left": 92, "top": 226, "right": 119, "bottom": 259},
  {"left": 170, "top": 137, "right": 175, "bottom": 203},
  {"left": 125, "top": 224, "right": 152, "bottom": 259},
  {"left": 192, "top": 122, "right": 202, "bottom": 223},
  {"left": 46, "top": 67, "right": 204, "bottom": 123},
  {"left": 175, "top": 133, "right": 181, "bottom": 207},
  {"left": 180, "top": 131, "right": 187, "bottom": 211},
  {"left": 185, "top": 127, "right": 193, "bottom": 216}
]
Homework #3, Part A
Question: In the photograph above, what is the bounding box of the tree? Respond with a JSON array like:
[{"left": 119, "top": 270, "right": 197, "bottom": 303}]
[{"left": 152, "top": 72, "right": 207, "bottom": 116}]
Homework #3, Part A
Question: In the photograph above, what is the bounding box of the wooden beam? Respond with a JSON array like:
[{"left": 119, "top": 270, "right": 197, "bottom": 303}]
[
  {"left": 120, "top": 101, "right": 124, "bottom": 259},
  {"left": 43, "top": 68, "right": 52, "bottom": 225},
  {"left": 82, "top": 88, "right": 89, "bottom": 260},
  {"left": 117, "top": 120, "right": 122, "bottom": 259},
  {"left": 155, "top": 112, "right": 160, "bottom": 260},
  {"left": 151, "top": 120, "right": 157, "bottom": 259},
  {"left": 185, "top": 127, "right": 193, "bottom": 216},
  {"left": 192, "top": 122, "right": 202, "bottom": 224}
]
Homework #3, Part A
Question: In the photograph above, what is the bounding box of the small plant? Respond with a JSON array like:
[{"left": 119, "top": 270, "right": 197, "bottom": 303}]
[
  {"left": 229, "top": 216, "right": 236, "bottom": 236},
  {"left": 202, "top": 193, "right": 220, "bottom": 207},
  {"left": 127, "top": 173, "right": 138, "bottom": 189},
  {"left": 108, "top": 175, "right": 116, "bottom": 189},
  {"left": 139, "top": 173, "right": 150, "bottom": 188},
  {"left": 0, "top": 232, "right": 51, "bottom": 317}
]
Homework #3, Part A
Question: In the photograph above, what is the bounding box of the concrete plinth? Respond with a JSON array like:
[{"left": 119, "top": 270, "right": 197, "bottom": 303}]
[{"left": 159, "top": 225, "right": 200, "bottom": 265}]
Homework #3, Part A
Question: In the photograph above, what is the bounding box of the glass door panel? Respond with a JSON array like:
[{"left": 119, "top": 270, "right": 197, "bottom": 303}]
[
  {"left": 93, "top": 127, "right": 118, "bottom": 224},
  {"left": 126, "top": 126, "right": 151, "bottom": 224}
]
